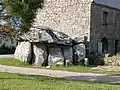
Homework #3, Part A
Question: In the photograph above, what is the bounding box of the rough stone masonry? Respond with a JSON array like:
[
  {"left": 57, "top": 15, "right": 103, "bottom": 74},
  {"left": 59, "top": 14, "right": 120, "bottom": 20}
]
[{"left": 33, "top": 0, "right": 92, "bottom": 42}]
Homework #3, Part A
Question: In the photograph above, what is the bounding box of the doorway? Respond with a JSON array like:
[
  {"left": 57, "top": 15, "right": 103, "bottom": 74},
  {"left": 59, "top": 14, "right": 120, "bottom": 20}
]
[
  {"left": 115, "top": 40, "right": 119, "bottom": 55},
  {"left": 101, "top": 37, "right": 108, "bottom": 53}
]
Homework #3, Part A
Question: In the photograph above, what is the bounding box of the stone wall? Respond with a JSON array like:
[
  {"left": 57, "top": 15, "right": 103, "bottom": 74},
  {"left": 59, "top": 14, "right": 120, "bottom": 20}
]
[
  {"left": 90, "top": 2, "right": 120, "bottom": 53},
  {"left": 33, "top": 0, "right": 93, "bottom": 41},
  {"left": 0, "top": 31, "right": 16, "bottom": 54},
  {"left": 104, "top": 54, "right": 120, "bottom": 66}
]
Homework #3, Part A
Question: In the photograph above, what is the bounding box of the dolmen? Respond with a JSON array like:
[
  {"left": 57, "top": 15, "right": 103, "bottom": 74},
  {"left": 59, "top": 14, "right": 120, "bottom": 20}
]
[{"left": 14, "top": 26, "right": 86, "bottom": 66}]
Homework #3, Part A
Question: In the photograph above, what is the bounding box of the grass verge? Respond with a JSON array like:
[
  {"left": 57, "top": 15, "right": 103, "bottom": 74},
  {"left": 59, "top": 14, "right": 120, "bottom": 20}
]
[
  {"left": 0, "top": 72, "right": 120, "bottom": 90},
  {"left": 0, "top": 58, "right": 32, "bottom": 67}
]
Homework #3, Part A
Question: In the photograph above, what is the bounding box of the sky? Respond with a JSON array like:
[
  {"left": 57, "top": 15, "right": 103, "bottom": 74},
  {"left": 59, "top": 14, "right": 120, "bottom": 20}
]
[{"left": 94, "top": 0, "right": 120, "bottom": 9}]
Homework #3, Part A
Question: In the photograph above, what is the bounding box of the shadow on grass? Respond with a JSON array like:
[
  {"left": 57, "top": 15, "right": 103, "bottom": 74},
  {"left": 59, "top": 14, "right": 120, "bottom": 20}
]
[
  {"left": 0, "top": 73, "right": 66, "bottom": 81},
  {"left": 0, "top": 73, "right": 120, "bottom": 85},
  {"left": 66, "top": 75, "right": 120, "bottom": 85}
]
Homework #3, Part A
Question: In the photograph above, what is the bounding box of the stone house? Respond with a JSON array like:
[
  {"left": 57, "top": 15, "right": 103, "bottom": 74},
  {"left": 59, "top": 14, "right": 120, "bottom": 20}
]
[
  {"left": 0, "top": 25, "right": 16, "bottom": 54},
  {"left": 33, "top": 0, "right": 120, "bottom": 55}
]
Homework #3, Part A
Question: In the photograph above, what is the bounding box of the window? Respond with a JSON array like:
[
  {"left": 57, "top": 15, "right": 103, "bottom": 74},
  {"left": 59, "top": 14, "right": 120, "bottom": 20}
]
[{"left": 103, "top": 11, "right": 108, "bottom": 26}]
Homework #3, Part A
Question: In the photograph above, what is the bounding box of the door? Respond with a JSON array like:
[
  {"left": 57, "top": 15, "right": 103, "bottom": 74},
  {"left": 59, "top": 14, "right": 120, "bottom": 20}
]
[
  {"left": 115, "top": 40, "right": 119, "bottom": 55},
  {"left": 101, "top": 37, "right": 108, "bottom": 53},
  {"left": 98, "top": 42, "right": 102, "bottom": 54}
]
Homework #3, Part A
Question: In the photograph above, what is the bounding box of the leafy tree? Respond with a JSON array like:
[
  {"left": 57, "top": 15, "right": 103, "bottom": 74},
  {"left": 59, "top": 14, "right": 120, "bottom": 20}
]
[{"left": 0, "top": 0, "right": 44, "bottom": 37}]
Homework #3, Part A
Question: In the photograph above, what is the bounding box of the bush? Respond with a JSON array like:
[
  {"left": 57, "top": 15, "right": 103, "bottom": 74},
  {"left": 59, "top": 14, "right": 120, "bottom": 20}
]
[
  {"left": 0, "top": 44, "right": 15, "bottom": 54},
  {"left": 88, "top": 52, "right": 105, "bottom": 65}
]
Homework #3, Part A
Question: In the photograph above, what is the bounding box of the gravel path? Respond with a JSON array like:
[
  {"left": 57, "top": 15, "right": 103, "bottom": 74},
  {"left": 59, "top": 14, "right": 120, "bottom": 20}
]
[
  {"left": 0, "top": 65, "right": 120, "bottom": 84},
  {"left": 0, "top": 54, "right": 14, "bottom": 58},
  {"left": 91, "top": 66, "right": 120, "bottom": 71}
]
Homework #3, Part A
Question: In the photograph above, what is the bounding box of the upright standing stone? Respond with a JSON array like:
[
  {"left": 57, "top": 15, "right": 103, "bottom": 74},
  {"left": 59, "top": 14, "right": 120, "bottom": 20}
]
[
  {"left": 48, "top": 47, "right": 64, "bottom": 66},
  {"left": 73, "top": 43, "right": 86, "bottom": 65},
  {"left": 33, "top": 43, "right": 48, "bottom": 66},
  {"left": 62, "top": 46, "right": 73, "bottom": 65},
  {"left": 14, "top": 41, "right": 31, "bottom": 63}
]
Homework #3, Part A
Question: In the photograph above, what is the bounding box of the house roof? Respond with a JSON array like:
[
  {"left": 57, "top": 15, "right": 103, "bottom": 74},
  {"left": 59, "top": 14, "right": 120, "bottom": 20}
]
[
  {"left": 0, "top": 24, "right": 10, "bottom": 32},
  {"left": 94, "top": 0, "right": 120, "bottom": 9}
]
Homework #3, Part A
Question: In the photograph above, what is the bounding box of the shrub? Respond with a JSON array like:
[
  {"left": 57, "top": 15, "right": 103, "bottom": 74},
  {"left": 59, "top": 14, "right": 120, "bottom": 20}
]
[
  {"left": 88, "top": 52, "right": 105, "bottom": 65},
  {"left": 0, "top": 44, "right": 15, "bottom": 54}
]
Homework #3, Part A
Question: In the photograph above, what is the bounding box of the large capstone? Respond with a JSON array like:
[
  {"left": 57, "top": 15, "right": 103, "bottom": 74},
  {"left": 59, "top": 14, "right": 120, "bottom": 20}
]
[
  {"left": 73, "top": 43, "right": 86, "bottom": 65},
  {"left": 48, "top": 47, "right": 64, "bottom": 66},
  {"left": 33, "top": 43, "right": 48, "bottom": 66},
  {"left": 14, "top": 41, "right": 31, "bottom": 63},
  {"left": 19, "top": 27, "right": 72, "bottom": 45}
]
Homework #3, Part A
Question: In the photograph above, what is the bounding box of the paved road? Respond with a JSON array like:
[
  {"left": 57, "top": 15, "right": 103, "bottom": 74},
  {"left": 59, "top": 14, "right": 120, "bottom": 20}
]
[
  {"left": 0, "top": 54, "right": 14, "bottom": 58},
  {"left": 0, "top": 65, "right": 120, "bottom": 84}
]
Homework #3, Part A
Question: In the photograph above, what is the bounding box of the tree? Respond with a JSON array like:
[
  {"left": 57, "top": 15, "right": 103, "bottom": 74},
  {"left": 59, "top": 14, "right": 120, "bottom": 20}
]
[{"left": 0, "top": 0, "right": 44, "bottom": 36}]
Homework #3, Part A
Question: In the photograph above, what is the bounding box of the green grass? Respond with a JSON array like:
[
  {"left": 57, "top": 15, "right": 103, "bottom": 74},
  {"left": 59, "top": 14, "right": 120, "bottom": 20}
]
[
  {"left": 0, "top": 72, "right": 120, "bottom": 90},
  {"left": 0, "top": 58, "right": 120, "bottom": 75},
  {"left": 0, "top": 58, "right": 32, "bottom": 67}
]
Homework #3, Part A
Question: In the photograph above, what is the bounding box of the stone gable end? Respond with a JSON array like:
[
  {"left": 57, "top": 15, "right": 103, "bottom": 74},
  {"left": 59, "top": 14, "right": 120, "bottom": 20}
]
[{"left": 33, "top": 0, "right": 93, "bottom": 41}]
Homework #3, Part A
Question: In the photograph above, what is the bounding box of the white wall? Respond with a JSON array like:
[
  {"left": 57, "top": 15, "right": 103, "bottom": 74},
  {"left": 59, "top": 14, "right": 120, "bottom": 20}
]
[{"left": 94, "top": 0, "right": 120, "bottom": 9}]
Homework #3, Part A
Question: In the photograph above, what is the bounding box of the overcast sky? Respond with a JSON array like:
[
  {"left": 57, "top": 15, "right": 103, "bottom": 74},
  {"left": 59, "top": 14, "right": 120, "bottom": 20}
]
[{"left": 94, "top": 0, "right": 120, "bottom": 9}]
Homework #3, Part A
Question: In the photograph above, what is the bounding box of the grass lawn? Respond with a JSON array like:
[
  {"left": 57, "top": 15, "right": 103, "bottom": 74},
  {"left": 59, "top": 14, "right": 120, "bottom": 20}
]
[
  {"left": 0, "top": 58, "right": 32, "bottom": 67},
  {"left": 0, "top": 72, "right": 120, "bottom": 90},
  {"left": 0, "top": 58, "right": 120, "bottom": 75}
]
